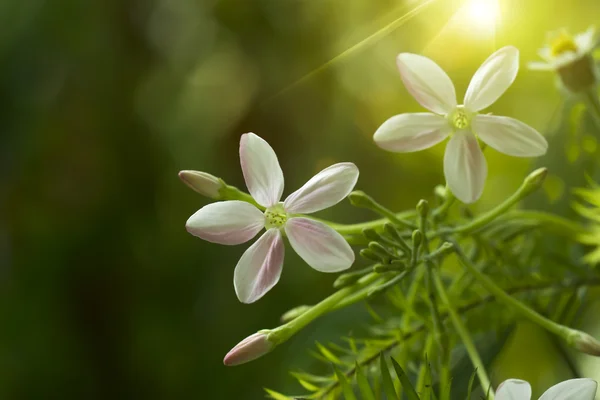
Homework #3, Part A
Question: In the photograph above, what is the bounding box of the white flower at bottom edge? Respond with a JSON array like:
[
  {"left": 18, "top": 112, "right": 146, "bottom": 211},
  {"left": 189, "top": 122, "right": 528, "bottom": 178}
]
[
  {"left": 185, "top": 132, "right": 359, "bottom": 304},
  {"left": 529, "top": 26, "right": 598, "bottom": 71},
  {"left": 373, "top": 46, "right": 548, "bottom": 204},
  {"left": 496, "top": 378, "right": 597, "bottom": 400}
]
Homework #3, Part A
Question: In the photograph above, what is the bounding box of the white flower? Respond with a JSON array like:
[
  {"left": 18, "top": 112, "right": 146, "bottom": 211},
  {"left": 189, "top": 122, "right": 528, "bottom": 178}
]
[
  {"left": 529, "top": 26, "right": 597, "bottom": 71},
  {"left": 373, "top": 46, "right": 548, "bottom": 204},
  {"left": 496, "top": 378, "right": 597, "bottom": 400},
  {"left": 185, "top": 132, "right": 359, "bottom": 303}
]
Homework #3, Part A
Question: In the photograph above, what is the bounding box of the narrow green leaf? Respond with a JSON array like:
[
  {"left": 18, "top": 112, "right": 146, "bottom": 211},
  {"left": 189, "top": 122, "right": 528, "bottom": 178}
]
[
  {"left": 264, "top": 388, "right": 295, "bottom": 400},
  {"left": 466, "top": 369, "right": 477, "bottom": 400},
  {"left": 380, "top": 353, "right": 399, "bottom": 400},
  {"left": 391, "top": 357, "right": 420, "bottom": 400},
  {"left": 355, "top": 362, "right": 376, "bottom": 400},
  {"left": 333, "top": 364, "right": 357, "bottom": 400},
  {"left": 421, "top": 358, "right": 432, "bottom": 400},
  {"left": 291, "top": 371, "right": 334, "bottom": 384},
  {"left": 316, "top": 342, "right": 342, "bottom": 365},
  {"left": 297, "top": 379, "right": 319, "bottom": 392}
]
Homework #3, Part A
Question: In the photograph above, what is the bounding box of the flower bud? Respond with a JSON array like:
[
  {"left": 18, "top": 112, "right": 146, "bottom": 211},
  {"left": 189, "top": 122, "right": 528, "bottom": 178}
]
[
  {"left": 522, "top": 168, "right": 548, "bottom": 196},
  {"left": 223, "top": 332, "right": 274, "bottom": 366},
  {"left": 416, "top": 199, "right": 429, "bottom": 218},
  {"left": 557, "top": 55, "right": 597, "bottom": 93},
  {"left": 572, "top": 331, "right": 600, "bottom": 356},
  {"left": 178, "top": 170, "right": 222, "bottom": 199}
]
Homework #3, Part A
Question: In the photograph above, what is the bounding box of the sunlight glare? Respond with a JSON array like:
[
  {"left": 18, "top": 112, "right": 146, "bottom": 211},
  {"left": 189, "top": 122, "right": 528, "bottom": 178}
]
[{"left": 466, "top": 0, "right": 500, "bottom": 28}]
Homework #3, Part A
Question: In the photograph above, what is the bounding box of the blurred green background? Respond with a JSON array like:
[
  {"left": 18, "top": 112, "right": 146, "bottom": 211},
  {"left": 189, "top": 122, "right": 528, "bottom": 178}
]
[{"left": 2, "top": 0, "right": 600, "bottom": 398}]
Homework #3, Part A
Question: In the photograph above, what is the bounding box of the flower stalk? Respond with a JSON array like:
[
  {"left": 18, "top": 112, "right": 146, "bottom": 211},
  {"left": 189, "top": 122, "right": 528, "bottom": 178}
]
[{"left": 453, "top": 242, "right": 600, "bottom": 357}]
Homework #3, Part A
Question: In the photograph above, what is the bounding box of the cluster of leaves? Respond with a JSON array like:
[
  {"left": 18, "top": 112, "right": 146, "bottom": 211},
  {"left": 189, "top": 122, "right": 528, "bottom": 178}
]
[{"left": 266, "top": 189, "right": 600, "bottom": 399}]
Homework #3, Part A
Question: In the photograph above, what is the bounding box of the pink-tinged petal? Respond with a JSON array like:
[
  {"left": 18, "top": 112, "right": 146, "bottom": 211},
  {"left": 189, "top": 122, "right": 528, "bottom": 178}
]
[
  {"left": 186, "top": 200, "right": 264, "bottom": 245},
  {"left": 443, "top": 131, "right": 487, "bottom": 204},
  {"left": 496, "top": 379, "right": 532, "bottom": 400},
  {"left": 539, "top": 379, "right": 597, "bottom": 400},
  {"left": 283, "top": 163, "right": 359, "bottom": 214},
  {"left": 464, "top": 46, "right": 519, "bottom": 112},
  {"left": 285, "top": 218, "right": 354, "bottom": 272},
  {"left": 234, "top": 229, "right": 284, "bottom": 304},
  {"left": 396, "top": 53, "right": 457, "bottom": 114},
  {"left": 473, "top": 115, "right": 548, "bottom": 157},
  {"left": 373, "top": 113, "right": 451, "bottom": 153},
  {"left": 223, "top": 332, "right": 274, "bottom": 366},
  {"left": 240, "top": 132, "right": 284, "bottom": 207}
]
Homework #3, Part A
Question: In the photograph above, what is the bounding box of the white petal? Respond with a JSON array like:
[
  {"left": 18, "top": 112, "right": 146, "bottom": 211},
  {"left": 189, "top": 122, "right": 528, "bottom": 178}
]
[
  {"left": 234, "top": 229, "right": 284, "bottom": 303},
  {"left": 396, "top": 53, "right": 457, "bottom": 114},
  {"left": 186, "top": 201, "right": 264, "bottom": 245},
  {"left": 575, "top": 26, "right": 596, "bottom": 53},
  {"left": 283, "top": 163, "right": 359, "bottom": 214},
  {"left": 538, "top": 47, "right": 553, "bottom": 62},
  {"left": 373, "top": 113, "right": 451, "bottom": 153},
  {"left": 496, "top": 379, "right": 532, "bottom": 400},
  {"left": 539, "top": 378, "right": 597, "bottom": 400},
  {"left": 473, "top": 115, "right": 548, "bottom": 157},
  {"left": 443, "top": 131, "right": 487, "bottom": 204},
  {"left": 285, "top": 218, "right": 354, "bottom": 272},
  {"left": 528, "top": 61, "right": 554, "bottom": 71},
  {"left": 239, "top": 132, "right": 284, "bottom": 208},
  {"left": 464, "top": 46, "right": 520, "bottom": 112}
]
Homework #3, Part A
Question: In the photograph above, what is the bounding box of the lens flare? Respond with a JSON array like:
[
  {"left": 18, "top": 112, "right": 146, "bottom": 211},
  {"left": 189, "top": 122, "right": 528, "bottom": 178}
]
[{"left": 466, "top": 0, "right": 500, "bottom": 28}]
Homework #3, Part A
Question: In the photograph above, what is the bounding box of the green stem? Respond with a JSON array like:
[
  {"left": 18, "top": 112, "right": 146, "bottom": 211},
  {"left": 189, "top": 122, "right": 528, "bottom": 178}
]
[
  {"left": 432, "top": 267, "right": 494, "bottom": 399},
  {"left": 418, "top": 201, "right": 450, "bottom": 400},
  {"left": 497, "top": 210, "right": 587, "bottom": 237},
  {"left": 325, "top": 210, "right": 415, "bottom": 237},
  {"left": 441, "top": 168, "right": 547, "bottom": 236},
  {"left": 582, "top": 87, "right": 600, "bottom": 130},
  {"left": 453, "top": 243, "right": 585, "bottom": 349},
  {"left": 268, "top": 272, "right": 381, "bottom": 345}
]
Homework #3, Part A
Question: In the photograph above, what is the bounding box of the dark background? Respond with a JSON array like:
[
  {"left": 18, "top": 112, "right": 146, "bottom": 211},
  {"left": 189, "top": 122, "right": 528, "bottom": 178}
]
[{"left": 2, "top": 0, "right": 600, "bottom": 398}]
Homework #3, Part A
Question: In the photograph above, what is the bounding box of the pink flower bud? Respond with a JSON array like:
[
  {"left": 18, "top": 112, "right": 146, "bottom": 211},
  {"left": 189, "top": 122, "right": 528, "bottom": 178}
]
[
  {"left": 223, "top": 332, "right": 273, "bottom": 366},
  {"left": 178, "top": 170, "right": 222, "bottom": 199}
]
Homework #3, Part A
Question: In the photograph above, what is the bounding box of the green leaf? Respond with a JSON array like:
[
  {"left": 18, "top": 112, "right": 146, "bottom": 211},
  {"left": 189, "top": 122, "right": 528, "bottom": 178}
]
[
  {"left": 297, "top": 379, "right": 319, "bottom": 392},
  {"left": 316, "top": 342, "right": 342, "bottom": 365},
  {"left": 380, "top": 353, "right": 399, "bottom": 400},
  {"left": 466, "top": 369, "right": 477, "bottom": 400},
  {"left": 355, "top": 362, "right": 376, "bottom": 400},
  {"left": 264, "top": 388, "right": 295, "bottom": 400},
  {"left": 291, "top": 371, "right": 334, "bottom": 384},
  {"left": 333, "top": 364, "right": 357, "bottom": 400},
  {"left": 391, "top": 357, "right": 420, "bottom": 400}
]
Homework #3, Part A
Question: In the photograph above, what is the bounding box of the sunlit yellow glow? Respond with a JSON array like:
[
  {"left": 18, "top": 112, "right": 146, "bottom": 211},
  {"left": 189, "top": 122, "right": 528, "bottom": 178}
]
[{"left": 466, "top": 0, "right": 500, "bottom": 29}]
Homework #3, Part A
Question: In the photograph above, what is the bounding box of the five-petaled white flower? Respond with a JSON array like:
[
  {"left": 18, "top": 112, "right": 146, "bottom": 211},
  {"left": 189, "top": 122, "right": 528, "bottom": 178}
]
[
  {"left": 374, "top": 46, "right": 548, "bottom": 204},
  {"left": 529, "top": 26, "right": 598, "bottom": 72},
  {"left": 496, "top": 378, "right": 597, "bottom": 400},
  {"left": 185, "top": 133, "right": 358, "bottom": 303}
]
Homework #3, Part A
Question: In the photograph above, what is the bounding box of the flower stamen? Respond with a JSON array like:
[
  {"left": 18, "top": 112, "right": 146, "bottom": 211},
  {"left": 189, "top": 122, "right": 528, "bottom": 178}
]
[
  {"left": 449, "top": 106, "right": 471, "bottom": 130},
  {"left": 550, "top": 31, "right": 578, "bottom": 57},
  {"left": 264, "top": 204, "right": 288, "bottom": 230}
]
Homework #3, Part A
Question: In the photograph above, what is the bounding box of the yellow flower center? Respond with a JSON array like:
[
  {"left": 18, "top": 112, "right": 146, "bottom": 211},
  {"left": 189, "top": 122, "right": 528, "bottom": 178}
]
[
  {"left": 264, "top": 204, "right": 288, "bottom": 230},
  {"left": 449, "top": 106, "right": 471, "bottom": 130},
  {"left": 550, "top": 31, "right": 578, "bottom": 57}
]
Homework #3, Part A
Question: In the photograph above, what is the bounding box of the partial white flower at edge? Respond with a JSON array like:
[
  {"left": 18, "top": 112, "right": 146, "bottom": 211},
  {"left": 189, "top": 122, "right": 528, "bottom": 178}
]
[
  {"left": 496, "top": 378, "right": 597, "bottom": 400},
  {"left": 529, "top": 26, "right": 597, "bottom": 71},
  {"left": 185, "top": 133, "right": 359, "bottom": 304},
  {"left": 373, "top": 46, "right": 548, "bottom": 204}
]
